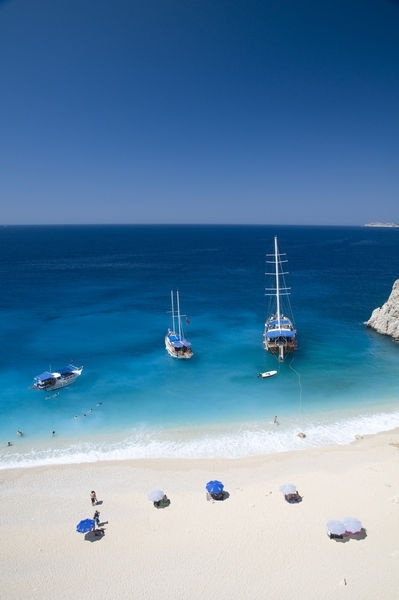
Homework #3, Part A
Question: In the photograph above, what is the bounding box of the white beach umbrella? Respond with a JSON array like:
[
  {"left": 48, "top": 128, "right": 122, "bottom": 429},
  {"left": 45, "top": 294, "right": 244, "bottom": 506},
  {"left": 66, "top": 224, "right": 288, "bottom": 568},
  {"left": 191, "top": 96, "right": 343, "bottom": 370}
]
[
  {"left": 147, "top": 489, "right": 165, "bottom": 502},
  {"left": 342, "top": 517, "right": 362, "bottom": 534},
  {"left": 279, "top": 483, "right": 296, "bottom": 495},
  {"left": 326, "top": 520, "right": 346, "bottom": 536}
]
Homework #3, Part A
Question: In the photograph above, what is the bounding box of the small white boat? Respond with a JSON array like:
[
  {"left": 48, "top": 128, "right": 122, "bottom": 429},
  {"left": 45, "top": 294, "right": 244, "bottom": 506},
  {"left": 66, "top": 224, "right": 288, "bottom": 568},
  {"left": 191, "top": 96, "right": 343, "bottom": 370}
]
[
  {"left": 257, "top": 370, "right": 278, "bottom": 379},
  {"left": 165, "top": 290, "right": 193, "bottom": 359},
  {"left": 33, "top": 364, "right": 83, "bottom": 391}
]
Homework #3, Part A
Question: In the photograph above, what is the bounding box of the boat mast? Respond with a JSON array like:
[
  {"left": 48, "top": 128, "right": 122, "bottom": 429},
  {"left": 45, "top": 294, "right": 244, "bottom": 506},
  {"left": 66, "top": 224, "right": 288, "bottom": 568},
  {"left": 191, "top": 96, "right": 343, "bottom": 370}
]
[
  {"left": 171, "top": 290, "right": 176, "bottom": 333},
  {"left": 274, "top": 236, "right": 281, "bottom": 324},
  {"left": 176, "top": 290, "right": 182, "bottom": 338}
]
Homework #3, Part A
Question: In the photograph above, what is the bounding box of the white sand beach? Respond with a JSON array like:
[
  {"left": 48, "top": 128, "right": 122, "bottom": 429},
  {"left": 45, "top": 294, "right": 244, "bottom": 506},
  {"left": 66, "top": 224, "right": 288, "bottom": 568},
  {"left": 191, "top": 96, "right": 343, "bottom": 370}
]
[{"left": 1, "top": 429, "right": 399, "bottom": 600}]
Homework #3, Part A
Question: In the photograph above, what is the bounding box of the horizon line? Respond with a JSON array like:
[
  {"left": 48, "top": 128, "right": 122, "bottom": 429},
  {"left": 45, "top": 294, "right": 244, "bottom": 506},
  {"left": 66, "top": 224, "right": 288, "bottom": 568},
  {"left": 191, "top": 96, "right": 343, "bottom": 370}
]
[{"left": 0, "top": 222, "right": 380, "bottom": 228}]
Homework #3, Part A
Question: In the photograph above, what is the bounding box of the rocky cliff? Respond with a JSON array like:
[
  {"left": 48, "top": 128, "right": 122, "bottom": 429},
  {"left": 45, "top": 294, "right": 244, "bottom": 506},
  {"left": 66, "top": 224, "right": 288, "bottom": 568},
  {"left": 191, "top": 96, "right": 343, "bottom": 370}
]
[{"left": 366, "top": 279, "right": 399, "bottom": 341}]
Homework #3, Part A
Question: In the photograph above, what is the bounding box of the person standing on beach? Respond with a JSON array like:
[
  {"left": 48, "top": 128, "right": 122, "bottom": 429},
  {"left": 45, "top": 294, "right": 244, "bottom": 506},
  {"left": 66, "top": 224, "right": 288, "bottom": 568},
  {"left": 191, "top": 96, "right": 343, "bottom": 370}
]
[
  {"left": 93, "top": 510, "right": 100, "bottom": 527},
  {"left": 90, "top": 490, "right": 97, "bottom": 506}
]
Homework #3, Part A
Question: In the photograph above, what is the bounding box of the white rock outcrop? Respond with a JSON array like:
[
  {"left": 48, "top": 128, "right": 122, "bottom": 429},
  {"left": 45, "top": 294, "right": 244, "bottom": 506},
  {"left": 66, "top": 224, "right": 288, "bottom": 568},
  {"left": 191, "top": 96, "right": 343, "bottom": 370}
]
[{"left": 366, "top": 279, "right": 399, "bottom": 341}]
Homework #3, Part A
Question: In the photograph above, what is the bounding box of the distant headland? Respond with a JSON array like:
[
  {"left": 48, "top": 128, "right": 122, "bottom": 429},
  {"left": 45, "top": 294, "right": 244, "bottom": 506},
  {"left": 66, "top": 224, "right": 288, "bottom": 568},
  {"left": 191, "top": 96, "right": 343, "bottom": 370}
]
[{"left": 364, "top": 222, "right": 399, "bottom": 228}]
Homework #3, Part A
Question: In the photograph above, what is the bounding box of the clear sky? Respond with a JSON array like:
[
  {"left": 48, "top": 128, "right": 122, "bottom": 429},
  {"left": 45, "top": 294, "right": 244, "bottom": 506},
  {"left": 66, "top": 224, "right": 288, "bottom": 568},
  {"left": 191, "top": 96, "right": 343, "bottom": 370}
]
[{"left": 0, "top": 0, "right": 398, "bottom": 225}]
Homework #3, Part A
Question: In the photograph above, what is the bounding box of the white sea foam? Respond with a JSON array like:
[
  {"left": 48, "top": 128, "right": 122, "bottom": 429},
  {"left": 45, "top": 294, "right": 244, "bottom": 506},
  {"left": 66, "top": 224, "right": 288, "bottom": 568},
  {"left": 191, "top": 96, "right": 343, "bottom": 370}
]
[{"left": 1, "top": 409, "right": 399, "bottom": 470}]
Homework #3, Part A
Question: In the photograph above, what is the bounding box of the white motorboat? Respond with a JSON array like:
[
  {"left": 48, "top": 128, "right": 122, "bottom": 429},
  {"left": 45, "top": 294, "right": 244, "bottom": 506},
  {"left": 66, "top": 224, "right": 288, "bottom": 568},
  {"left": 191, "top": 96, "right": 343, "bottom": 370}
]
[{"left": 33, "top": 364, "right": 83, "bottom": 391}]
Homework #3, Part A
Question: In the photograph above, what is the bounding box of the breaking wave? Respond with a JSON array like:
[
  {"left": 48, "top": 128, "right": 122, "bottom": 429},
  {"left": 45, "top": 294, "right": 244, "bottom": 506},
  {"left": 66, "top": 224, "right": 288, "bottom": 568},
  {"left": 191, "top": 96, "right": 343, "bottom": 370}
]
[{"left": 2, "top": 408, "right": 399, "bottom": 470}]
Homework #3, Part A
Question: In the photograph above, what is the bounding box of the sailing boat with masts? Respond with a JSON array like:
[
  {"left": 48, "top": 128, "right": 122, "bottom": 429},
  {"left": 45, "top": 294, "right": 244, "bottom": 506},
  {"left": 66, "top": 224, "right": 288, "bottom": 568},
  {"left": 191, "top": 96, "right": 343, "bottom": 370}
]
[
  {"left": 263, "top": 236, "right": 297, "bottom": 361},
  {"left": 165, "top": 290, "right": 193, "bottom": 359}
]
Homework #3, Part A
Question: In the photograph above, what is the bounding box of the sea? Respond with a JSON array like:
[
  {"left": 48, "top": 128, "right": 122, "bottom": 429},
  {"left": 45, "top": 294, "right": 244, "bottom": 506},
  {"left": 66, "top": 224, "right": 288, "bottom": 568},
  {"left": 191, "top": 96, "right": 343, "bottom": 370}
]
[{"left": 1, "top": 224, "right": 399, "bottom": 470}]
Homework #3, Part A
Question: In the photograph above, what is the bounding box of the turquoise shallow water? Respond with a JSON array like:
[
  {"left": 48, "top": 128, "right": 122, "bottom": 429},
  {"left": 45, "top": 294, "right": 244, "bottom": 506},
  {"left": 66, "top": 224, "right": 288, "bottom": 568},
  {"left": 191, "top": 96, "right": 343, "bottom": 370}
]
[{"left": 1, "top": 224, "right": 399, "bottom": 469}]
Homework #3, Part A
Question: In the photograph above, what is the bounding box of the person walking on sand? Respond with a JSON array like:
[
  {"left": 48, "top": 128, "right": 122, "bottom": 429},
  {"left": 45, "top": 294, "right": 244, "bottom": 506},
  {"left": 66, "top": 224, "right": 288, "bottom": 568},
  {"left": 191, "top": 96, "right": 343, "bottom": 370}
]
[
  {"left": 93, "top": 510, "right": 100, "bottom": 528},
  {"left": 90, "top": 490, "right": 97, "bottom": 506},
  {"left": 274, "top": 416, "right": 279, "bottom": 425}
]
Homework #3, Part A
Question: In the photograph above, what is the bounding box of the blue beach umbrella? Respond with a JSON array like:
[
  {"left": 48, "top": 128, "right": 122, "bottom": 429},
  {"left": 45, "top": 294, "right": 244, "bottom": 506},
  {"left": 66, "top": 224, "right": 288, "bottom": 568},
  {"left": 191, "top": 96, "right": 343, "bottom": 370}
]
[
  {"left": 76, "top": 518, "right": 95, "bottom": 534},
  {"left": 206, "top": 480, "right": 224, "bottom": 494}
]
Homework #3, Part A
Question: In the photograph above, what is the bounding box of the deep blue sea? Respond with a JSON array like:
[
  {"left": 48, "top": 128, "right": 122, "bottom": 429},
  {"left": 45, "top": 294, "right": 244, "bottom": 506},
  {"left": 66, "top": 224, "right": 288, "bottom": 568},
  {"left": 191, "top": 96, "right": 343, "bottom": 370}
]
[{"left": 1, "top": 224, "right": 399, "bottom": 469}]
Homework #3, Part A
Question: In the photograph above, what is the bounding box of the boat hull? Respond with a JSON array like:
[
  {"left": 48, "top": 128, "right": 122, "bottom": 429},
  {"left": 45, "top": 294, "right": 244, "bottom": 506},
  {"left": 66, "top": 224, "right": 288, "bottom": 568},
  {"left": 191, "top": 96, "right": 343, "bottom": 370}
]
[
  {"left": 165, "top": 334, "right": 193, "bottom": 359},
  {"left": 263, "top": 320, "right": 297, "bottom": 361},
  {"left": 263, "top": 335, "right": 297, "bottom": 361}
]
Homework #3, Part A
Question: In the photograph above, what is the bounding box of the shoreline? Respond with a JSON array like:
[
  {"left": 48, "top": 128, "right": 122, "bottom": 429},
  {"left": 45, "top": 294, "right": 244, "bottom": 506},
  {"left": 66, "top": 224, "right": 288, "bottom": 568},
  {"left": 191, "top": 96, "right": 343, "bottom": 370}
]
[
  {"left": 2, "top": 424, "right": 399, "bottom": 474},
  {"left": 2, "top": 428, "right": 399, "bottom": 599},
  {"left": 2, "top": 405, "right": 399, "bottom": 470}
]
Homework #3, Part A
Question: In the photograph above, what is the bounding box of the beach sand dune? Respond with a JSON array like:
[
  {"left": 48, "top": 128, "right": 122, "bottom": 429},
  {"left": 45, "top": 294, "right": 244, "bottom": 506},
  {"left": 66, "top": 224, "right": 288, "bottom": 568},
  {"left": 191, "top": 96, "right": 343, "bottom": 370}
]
[{"left": 1, "top": 430, "right": 399, "bottom": 599}]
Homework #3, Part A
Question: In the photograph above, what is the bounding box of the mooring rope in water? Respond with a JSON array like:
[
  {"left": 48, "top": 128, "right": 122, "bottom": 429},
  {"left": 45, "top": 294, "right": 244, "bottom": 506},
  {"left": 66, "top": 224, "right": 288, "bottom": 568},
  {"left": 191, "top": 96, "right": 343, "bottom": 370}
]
[{"left": 289, "top": 357, "right": 305, "bottom": 437}]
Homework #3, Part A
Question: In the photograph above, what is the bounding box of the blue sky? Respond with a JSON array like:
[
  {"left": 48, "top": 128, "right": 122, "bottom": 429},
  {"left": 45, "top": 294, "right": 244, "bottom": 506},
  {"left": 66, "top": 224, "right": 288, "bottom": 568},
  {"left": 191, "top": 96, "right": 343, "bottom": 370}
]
[{"left": 0, "top": 0, "right": 398, "bottom": 225}]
